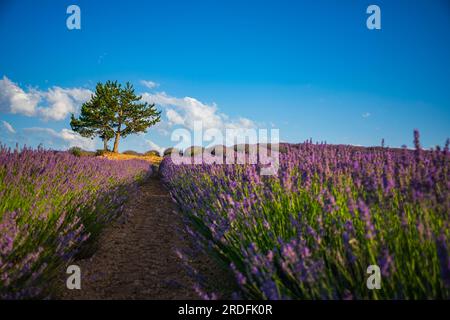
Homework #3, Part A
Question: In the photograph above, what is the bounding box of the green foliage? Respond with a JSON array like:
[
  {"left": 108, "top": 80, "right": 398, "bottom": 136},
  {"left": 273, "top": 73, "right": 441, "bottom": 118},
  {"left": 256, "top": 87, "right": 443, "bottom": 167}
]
[
  {"left": 70, "top": 81, "right": 161, "bottom": 153},
  {"left": 95, "top": 149, "right": 107, "bottom": 156},
  {"left": 144, "top": 150, "right": 161, "bottom": 157},
  {"left": 68, "top": 146, "right": 82, "bottom": 157},
  {"left": 70, "top": 82, "right": 116, "bottom": 150}
]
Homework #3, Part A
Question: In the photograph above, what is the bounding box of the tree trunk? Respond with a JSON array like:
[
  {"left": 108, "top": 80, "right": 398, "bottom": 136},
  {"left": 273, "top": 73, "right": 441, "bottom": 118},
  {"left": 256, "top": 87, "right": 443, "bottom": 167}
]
[
  {"left": 113, "top": 132, "right": 120, "bottom": 153},
  {"left": 113, "top": 112, "right": 123, "bottom": 153},
  {"left": 103, "top": 138, "right": 109, "bottom": 151}
]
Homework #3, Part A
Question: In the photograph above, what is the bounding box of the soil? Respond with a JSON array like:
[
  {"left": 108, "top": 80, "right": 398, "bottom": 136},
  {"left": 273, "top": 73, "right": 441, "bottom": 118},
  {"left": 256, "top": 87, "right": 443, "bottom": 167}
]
[{"left": 56, "top": 177, "right": 235, "bottom": 300}]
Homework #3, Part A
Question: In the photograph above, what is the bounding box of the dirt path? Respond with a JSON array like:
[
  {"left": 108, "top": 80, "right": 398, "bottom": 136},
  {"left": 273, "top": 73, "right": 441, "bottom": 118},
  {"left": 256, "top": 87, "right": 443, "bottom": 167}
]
[{"left": 57, "top": 177, "right": 232, "bottom": 299}]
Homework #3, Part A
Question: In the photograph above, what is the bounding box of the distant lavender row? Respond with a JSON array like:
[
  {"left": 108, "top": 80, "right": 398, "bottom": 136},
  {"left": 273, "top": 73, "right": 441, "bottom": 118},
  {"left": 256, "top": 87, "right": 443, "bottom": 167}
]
[
  {"left": 161, "top": 132, "right": 450, "bottom": 299},
  {"left": 0, "top": 145, "right": 151, "bottom": 299}
]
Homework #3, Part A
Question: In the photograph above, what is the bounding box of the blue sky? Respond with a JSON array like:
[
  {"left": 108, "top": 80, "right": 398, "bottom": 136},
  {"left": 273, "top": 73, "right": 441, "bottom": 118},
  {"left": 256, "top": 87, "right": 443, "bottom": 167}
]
[{"left": 0, "top": 0, "right": 449, "bottom": 152}]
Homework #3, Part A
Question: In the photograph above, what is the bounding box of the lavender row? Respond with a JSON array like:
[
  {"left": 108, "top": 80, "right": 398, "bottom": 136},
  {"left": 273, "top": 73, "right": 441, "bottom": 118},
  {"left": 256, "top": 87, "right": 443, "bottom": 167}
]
[
  {"left": 0, "top": 145, "right": 151, "bottom": 298},
  {"left": 160, "top": 132, "right": 450, "bottom": 299}
]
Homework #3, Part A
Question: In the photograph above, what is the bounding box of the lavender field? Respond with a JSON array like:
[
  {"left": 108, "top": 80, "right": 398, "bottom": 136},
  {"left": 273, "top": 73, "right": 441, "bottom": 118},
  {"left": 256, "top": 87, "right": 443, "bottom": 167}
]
[
  {"left": 161, "top": 132, "right": 450, "bottom": 299},
  {"left": 0, "top": 145, "right": 151, "bottom": 298},
  {"left": 1, "top": 132, "right": 449, "bottom": 300}
]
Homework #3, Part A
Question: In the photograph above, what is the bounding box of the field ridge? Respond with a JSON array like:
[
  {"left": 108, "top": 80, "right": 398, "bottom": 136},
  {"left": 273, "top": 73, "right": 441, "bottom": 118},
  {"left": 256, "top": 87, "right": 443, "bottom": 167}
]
[{"left": 57, "top": 177, "right": 228, "bottom": 299}]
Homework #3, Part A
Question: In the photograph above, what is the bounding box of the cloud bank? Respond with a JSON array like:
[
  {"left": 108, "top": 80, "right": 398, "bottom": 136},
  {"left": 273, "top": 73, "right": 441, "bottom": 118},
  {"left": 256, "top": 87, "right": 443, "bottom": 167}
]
[
  {"left": 141, "top": 91, "right": 256, "bottom": 132},
  {"left": 1, "top": 76, "right": 258, "bottom": 151},
  {"left": 0, "top": 76, "right": 92, "bottom": 121}
]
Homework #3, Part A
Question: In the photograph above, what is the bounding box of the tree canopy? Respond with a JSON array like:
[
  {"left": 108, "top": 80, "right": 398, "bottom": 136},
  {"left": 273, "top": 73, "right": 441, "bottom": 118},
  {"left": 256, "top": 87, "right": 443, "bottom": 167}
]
[{"left": 70, "top": 81, "right": 161, "bottom": 152}]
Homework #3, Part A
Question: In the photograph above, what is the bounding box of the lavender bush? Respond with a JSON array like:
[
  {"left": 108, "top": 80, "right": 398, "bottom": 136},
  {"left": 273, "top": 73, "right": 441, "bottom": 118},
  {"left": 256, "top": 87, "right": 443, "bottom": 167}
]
[
  {"left": 0, "top": 145, "right": 151, "bottom": 298},
  {"left": 160, "top": 132, "right": 450, "bottom": 299}
]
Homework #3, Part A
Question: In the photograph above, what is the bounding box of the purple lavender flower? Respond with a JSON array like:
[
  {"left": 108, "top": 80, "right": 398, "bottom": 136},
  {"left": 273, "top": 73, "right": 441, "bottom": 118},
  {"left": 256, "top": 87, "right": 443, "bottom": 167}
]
[{"left": 436, "top": 234, "right": 450, "bottom": 288}]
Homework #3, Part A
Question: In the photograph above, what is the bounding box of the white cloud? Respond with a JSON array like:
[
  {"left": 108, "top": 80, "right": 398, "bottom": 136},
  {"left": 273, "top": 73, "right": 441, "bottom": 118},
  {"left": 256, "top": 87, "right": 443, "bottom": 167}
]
[
  {"left": 23, "top": 127, "right": 96, "bottom": 150},
  {"left": 140, "top": 80, "right": 159, "bottom": 89},
  {"left": 38, "top": 87, "right": 92, "bottom": 121},
  {"left": 2, "top": 120, "right": 16, "bottom": 134},
  {"left": 1, "top": 77, "right": 259, "bottom": 151},
  {"left": 141, "top": 91, "right": 256, "bottom": 132},
  {"left": 0, "top": 76, "right": 92, "bottom": 121},
  {"left": 0, "top": 76, "right": 40, "bottom": 116},
  {"left": 362, "top": 112, "right": 371, "bottom": 118},
  {"left": 166, "top": 108, "right": 185, "bottom": 126}
]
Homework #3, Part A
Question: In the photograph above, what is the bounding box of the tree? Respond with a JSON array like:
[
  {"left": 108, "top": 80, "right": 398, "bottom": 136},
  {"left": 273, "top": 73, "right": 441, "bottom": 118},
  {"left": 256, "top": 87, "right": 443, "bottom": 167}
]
[
  {"left": 111, "top": 82, "right": 161, "bottom": 153},
  {"left": 70, "top": 81, "right": 161, "bottom": 153},
  {"left": 70, "top": 81, "right": 117, "bottom": 151}
]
